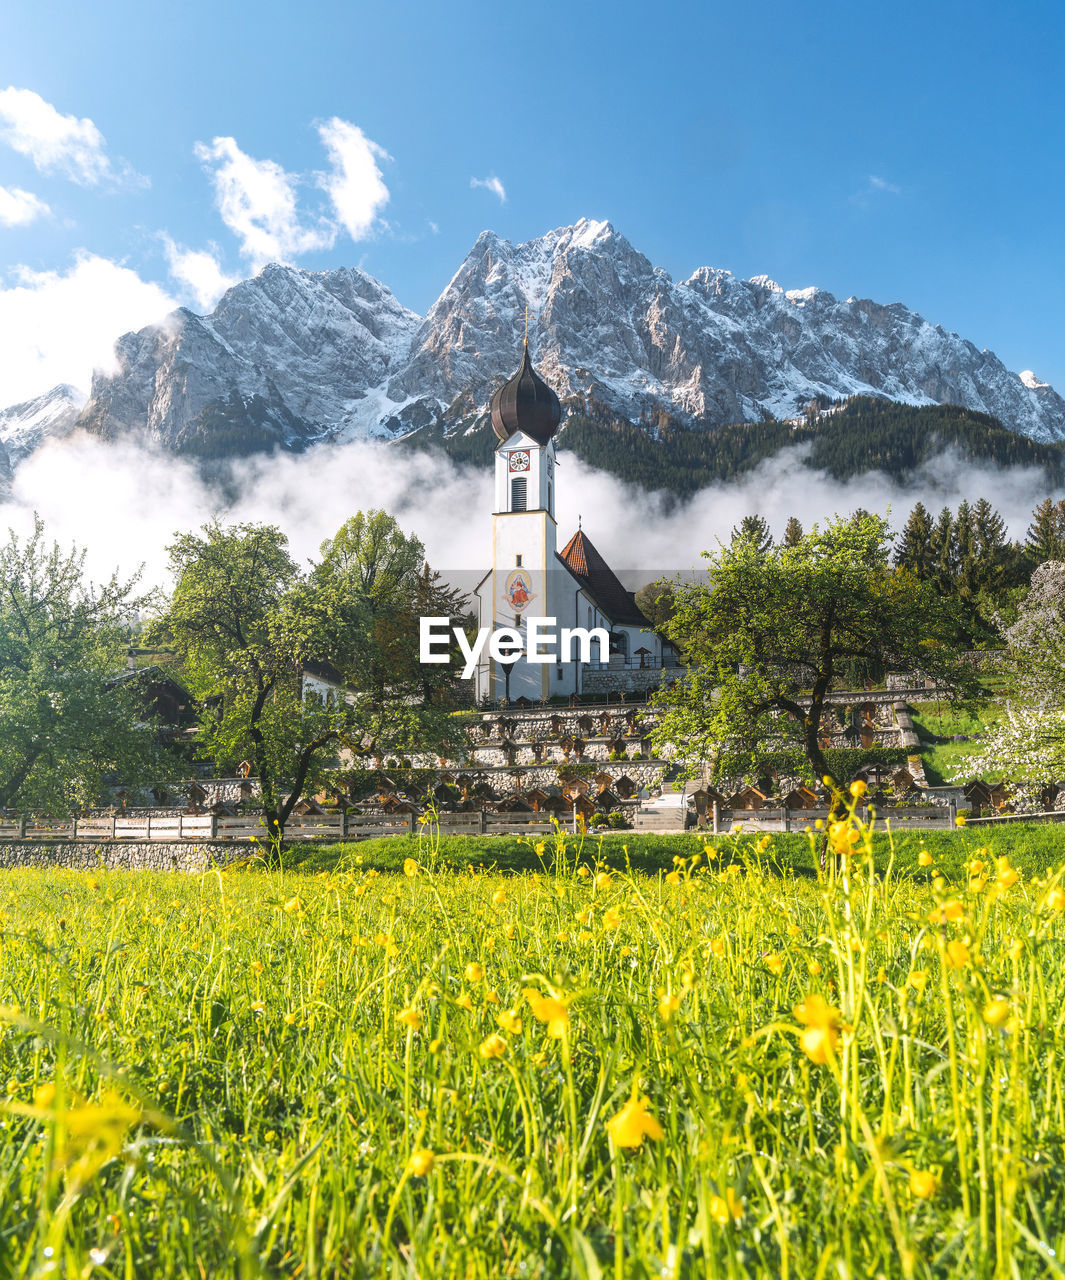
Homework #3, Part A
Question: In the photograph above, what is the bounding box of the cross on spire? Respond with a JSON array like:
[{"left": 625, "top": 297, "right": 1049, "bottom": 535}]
[{"left": 521, "top": 304, "right": 530, "bottom": 347}]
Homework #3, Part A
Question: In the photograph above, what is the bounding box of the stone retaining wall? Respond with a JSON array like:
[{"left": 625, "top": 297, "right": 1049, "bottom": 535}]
[
  {"left": 0, "top": 841, "right": 250, "bottom": 873},
  {"left": 582, "top": 667, "right": 684, "bottom": 696}
]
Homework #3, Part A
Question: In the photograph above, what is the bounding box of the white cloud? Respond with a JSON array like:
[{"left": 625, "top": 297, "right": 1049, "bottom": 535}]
[
  {"left": 0, "top": 432, "right": 1057, "bottom": 603},
  {"left": 316, "top": 117, "right": 390, "bottom": 240},
  {"left": 0, "top": 184, "right": 50, "bottom": 227},
  {"left": 0, "top": 253, "right": 175, "bottom": 406},
  {"left": 161, "top": 235, "right": 238, "bottom": 310},
  {"left": 0, "top": 87, "right": 140, "bottom": 187},
  {"left": 195, "top": 135, "right": 336, "bottom": 269},
  {"left": 851, "top": 174, "right": 902, "bottom": 208},
  {"left": 471, "top": 175, "right": 506, "bottom": 204}
]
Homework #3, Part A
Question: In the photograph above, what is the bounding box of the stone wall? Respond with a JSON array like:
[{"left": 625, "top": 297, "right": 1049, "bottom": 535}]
[
  {"left": 582, "top": 667, "right": 685, "bottom": 696},
  {"left": 0, "top": 841, "right": 250, "bottom": 873}
]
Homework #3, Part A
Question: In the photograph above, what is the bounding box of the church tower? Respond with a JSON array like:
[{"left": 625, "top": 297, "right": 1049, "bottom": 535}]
[{"left": 477, "top": 341, "right": 562, "bottom": 700}]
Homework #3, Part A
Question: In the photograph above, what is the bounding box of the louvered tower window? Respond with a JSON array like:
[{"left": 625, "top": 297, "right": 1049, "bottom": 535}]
[{"left": 511, "top": 477, "right": 527, "bottom": 510}]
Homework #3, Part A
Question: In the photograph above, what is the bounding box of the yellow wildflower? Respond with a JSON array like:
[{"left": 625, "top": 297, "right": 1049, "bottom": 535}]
[
  {"left": 709, "top": 1187, "right": 743, "bottom": 1225},
  {"left": 944, "top": 939, "right": 970, "bottom": 969},
  {"left": 603, "top": 907, "right": 622, "bottom": 930},
  {"left": 605, "top": 1094, "right": 664, "bottom": 1149},
  {"left": 850, "top": 780, "right": 867, "bottom": 798},
  {"left": 908, "top": 969, "right": 930, "bottom": 993},
  {"left": 456, "top": 992, "right": 474, "bottom": 1012},
  {"left": 479, "top": 1033, "right": 507, "bottom": 1060},
  {"left": 403, "top": 857, "right": 418, "bottom": 878},
  {"left": 658, "top": 993, "right": 681, "bottom": 1022},
  {"left": 1046, "top": 887, "right": 1065, "bottom": 911},
  {"left": 397, "top": 1007, "right": 423, "bottom": 1031},
  {"left": 524, "top": 987, "right": 570, "bottom": 1038},
  {"left": 918, "top": 850, "right": 933, "bottom": 867},
  {"left": 408, "top": 1148, "right": 435, "bottom": 1176},
  {"left": 983, "top": 998, "right": 1010, "bottom": 1026},
  {"left": 764, "top": 951, "right": 784, "bottom": 977},
  {"left": 595, "top": 872, "right": 612, "bottom": 888},
  {"left": 665, "top": 870, "right": 681, "bottom": 885},
  {"left": 464, "top": 962, "right": 484, "bottom": 984},
  {"left": 496, "top": 1008, "right": 523, "bottom": 1035},
  {"left": 929, "top": 899, "right": 964, "bottom": 925},
  {"left": 794, "top": 993, "right": 842, "bottom": 1065},
  {"left": 910, "top": 1169, "right": 938, "bottom": 1198},
  {"left": 491, "top": 888, "right": 507, "bottom": 906}
]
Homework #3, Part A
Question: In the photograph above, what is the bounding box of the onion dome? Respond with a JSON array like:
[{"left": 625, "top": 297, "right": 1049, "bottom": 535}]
[{"left": 490, "top": 343, "right": 562, "bottom": 444}]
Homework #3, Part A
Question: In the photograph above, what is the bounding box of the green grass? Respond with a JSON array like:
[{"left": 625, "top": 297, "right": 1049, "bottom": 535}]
[
  {"left": 909, "top": 700, "right": 1001, "bottom": 786},
  {"left": 285, "top": 824, "right": 1065, "bottom": 883},
  {"left": 1, "top": 820, "right": 1064, "bottom": 1276}
]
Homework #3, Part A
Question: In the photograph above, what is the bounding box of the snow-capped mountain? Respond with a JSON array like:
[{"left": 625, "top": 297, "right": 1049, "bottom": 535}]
[
  {"left": 0, "top": 384, "right": 85, "bottom": 467},
  {"left": 75, "top": 265, "right": 421, "bottom": 455},
  {"left": 7, "top": 219, "right": 1065, "bottom": 464}
]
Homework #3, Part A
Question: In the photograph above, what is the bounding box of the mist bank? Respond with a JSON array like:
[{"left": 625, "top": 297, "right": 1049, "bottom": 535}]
[{"left": 0, "top": 432, "right": 1059, "bottom": 593}]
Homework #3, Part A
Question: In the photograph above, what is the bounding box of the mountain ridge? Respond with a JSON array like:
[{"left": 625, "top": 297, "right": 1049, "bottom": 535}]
[{"left": 3, "top": 219, "right": 1065, "bottom": 470}]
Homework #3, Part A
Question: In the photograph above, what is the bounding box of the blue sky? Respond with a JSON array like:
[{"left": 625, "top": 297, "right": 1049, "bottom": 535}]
[{"left": 1, "top": 0, "right": 1063, "bottom": 407}]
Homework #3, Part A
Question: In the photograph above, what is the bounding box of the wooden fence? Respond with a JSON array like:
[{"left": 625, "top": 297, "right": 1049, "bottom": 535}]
[
  {"left": 696, "top": 803, "right": 961, "bottom": 834},
  {"left": 0, "top": 809, "right": 558, "bottom": 844}
]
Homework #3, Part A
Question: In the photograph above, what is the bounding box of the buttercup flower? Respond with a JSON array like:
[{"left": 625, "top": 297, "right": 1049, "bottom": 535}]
[
  {"left": 709, "top": 1187, "right": 743, "bottom": 1225},
  {"left": 983, "top": 998, "right": 1010, "bottom": 1026},
  {"left": 794, "top": 993, "right": 842, "bottom": 1065},
  {"left": 479, "top": 1033, "right": 507, "bottom": 1059},
  {"left": 523, "top": 987, "right": 570, "bottom": 1038},
  {"left": 408, "top": 1148, "right": 435, "bottom": 1175},
  {"left": 606, "top": 1094, "right": 664, "bottom": 1149},
  {"left": 658, "top": 993, "right": 681, "bottom": 1022}
]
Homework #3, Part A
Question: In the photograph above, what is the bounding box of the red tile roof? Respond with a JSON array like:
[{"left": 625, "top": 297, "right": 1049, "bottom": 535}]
[{"left": 558, "top": 529, "right": 650, "bottom": 627}]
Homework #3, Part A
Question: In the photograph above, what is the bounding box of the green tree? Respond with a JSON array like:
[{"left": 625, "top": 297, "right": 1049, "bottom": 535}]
[
  {"left": 634, "top": 579, "right": 677, "bottom": 629},
  {"left": 782, "top": 516, "right": 804, "bottom": 547},
  {"left": 650, "top": 514, "right": 978, "bottom": 792},
  {"left": 894, "top": 502, "right": 935, "bottom": 578},
  {"left": 1025, "top": 498, "right": 1065, "bottom": 565},
  {"left": 154, "top": 515, "right": 467, "bottom": 845},
  {"left": 730, "top": 514, "right": 773, "bottom": 554},
  {"left": 0, "top": 518, "right": 161, "bottom": 812}
]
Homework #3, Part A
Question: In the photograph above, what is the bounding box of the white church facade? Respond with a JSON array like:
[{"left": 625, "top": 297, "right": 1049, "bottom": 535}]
[{"left": 472, "top": 342, "right": 673, "bottom": 703}]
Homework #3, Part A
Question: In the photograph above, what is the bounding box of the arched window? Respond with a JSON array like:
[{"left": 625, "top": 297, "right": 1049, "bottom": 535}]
[
  {"left": 511, "top": 477, "right": 527, "bottom": 511},
  {"left": 547, "top": 481, "right": 552, "bottom": 512}
]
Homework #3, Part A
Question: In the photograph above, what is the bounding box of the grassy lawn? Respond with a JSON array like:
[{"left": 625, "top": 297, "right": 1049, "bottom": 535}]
[
  {"left": 909, "top": 699, "right": 1001, "bottom": 786},
  {"left": 1, "top": 821, "right": 1063, "bottom": 1275},
  {"left": 284, "top": 822, "right": 1065, "bottom": 882}
]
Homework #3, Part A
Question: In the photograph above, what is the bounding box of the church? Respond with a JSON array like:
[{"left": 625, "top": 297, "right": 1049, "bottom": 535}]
[{"left": 472, "top": 341, "right": 672, "bottom": 702}]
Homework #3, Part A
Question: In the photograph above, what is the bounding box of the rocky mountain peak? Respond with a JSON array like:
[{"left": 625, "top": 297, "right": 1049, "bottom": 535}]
[{"left": 3, "top": 221, "right": 1064, "bottom": 469}]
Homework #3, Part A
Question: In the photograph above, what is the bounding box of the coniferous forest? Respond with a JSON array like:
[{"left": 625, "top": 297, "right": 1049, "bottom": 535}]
[{"left": 402, "top": 394, "right": 1064, "bottom": 499}]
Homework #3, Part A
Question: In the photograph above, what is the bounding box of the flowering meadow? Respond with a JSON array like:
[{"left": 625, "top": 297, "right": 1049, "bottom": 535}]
[{"left": 1, "top": 812, "right": 1064, "bottom": 1277}]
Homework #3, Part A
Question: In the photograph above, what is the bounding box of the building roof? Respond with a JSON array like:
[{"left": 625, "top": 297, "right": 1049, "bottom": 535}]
[
  {"left": 490, "top": 343, "right": 562, "bottom": 444},
  {"left": 558, "top": 529, "right": 650, "bottom": 627}
]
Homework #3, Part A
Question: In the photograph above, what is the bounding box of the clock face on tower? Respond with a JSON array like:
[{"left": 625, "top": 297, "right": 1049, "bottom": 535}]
[{"left": 508, "top": 450, "right": 530, "bottom": 473}]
